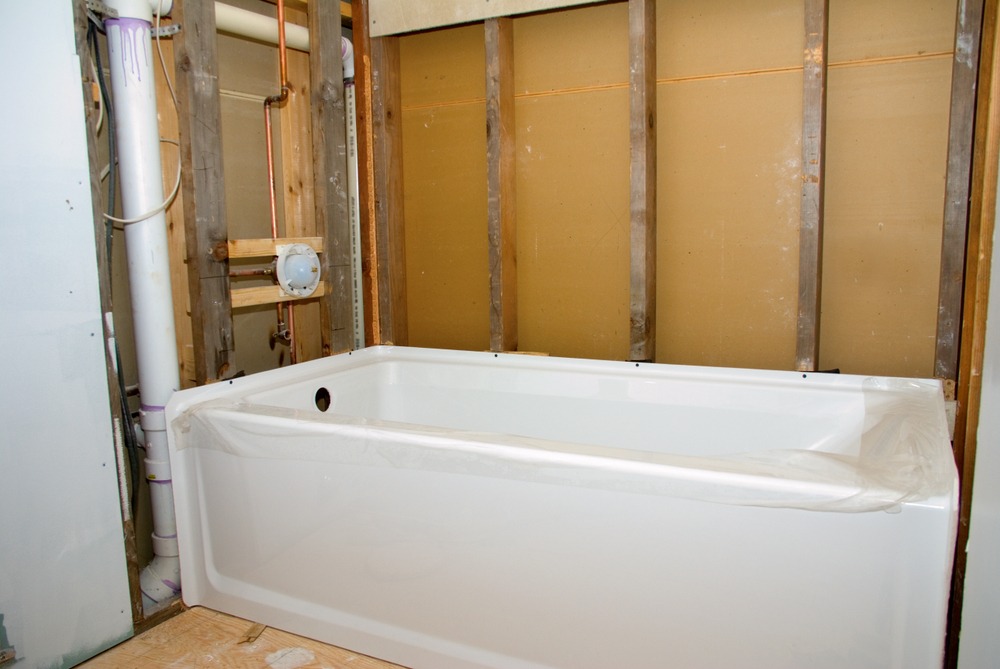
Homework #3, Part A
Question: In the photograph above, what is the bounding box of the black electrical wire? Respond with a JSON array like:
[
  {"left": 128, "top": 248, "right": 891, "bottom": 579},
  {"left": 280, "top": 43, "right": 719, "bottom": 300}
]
[
  {"left": 88, "top": 20, "right": 116, "bottom": 248},
  {"left": 89, "top": 20, "right": 141, "bottom": 515},
  {"left": 116, "top": 347, "right": 141, "bottom": 514}
]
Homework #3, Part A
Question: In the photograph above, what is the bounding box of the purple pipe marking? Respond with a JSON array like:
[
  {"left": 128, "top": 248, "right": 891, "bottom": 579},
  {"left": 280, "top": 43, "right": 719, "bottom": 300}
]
[
  {"left": 106, "top": 17, "right": 151, "bottom": 86},
  {"left": 140, "top": 404, "right": 166, "bottom": 412}
]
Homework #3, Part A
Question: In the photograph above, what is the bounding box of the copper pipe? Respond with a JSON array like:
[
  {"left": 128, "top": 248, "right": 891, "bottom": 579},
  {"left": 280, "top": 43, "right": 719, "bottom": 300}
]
[
  {"left": 264, "top": 101, "right": 279, "bottom": 239},
  {"left": 229, "top": 267, "right": 273, "bottom": 278},
  {"left": 264, "top": 0, "right": 292, "bottom": 356},
  {"left": 265, "top": 99, "right": 284, "bottom": 333},
  {"left": 276, "top": 0, "right": 288, "bottom": 90},
  {"left": 287, "top": 303, "right": 297, "bottom": 365}
]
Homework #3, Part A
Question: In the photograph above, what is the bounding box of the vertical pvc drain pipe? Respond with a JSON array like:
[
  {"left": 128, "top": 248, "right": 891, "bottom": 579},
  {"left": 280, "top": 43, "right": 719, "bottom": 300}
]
[{"left": 104, "top": 0, "right": 182, "bottom": 611}]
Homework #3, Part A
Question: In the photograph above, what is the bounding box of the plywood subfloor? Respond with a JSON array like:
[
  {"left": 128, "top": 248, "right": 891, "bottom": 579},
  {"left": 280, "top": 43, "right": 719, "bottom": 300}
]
[{"left": 79, "top": 606, "right": 405, "bottom": 669}]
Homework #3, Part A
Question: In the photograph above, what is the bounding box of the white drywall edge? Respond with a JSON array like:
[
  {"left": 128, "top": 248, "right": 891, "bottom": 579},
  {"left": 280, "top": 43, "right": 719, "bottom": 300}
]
[{"left": 368, "top": 0, "right": 606, "bottom": 36}]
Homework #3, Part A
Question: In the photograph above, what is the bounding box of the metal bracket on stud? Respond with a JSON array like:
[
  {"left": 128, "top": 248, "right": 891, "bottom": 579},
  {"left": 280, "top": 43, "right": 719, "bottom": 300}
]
[
  {"left": 86, "top": 0, "right": 119, "bottom": 18},
  {"left": 153, "top": 23, "right": 182, "bottom": 37}
]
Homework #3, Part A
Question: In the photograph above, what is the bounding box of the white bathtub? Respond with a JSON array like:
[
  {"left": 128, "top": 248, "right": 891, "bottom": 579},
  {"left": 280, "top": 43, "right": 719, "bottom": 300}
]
[{"left": 166, "top": 346, "right": 957, "bottom": 669}]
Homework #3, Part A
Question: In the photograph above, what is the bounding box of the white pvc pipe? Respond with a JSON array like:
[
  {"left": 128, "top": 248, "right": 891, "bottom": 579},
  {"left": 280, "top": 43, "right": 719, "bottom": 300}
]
[
  {"left": 342, "top": 34, "right": 355, "bottom": 80},
  {"left": 105, "top": 0, "right": 182, "bottom": 611},
  {"left": 212, "top": 2, "right": 355, "bottom": 79},
  {"left": 346, "top": 83, "right": 365, "bottom": 348},
  {"left": 108, "top": 0, "right": 173, "bottom": 22},
  {"left": 215, "top": 2, "right": 309, "bottom": 52}
]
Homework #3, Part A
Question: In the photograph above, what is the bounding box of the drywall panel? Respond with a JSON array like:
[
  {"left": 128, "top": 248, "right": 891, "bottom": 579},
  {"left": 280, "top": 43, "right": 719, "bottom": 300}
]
[
  {"left": 821, "top": 57, "right": 952, "bottom": 377},
  {"left": 656, "top": 72, "right": 803, "bottom": 369},
  {"left": 370, "top": 0, "right": 606, "bottom": 37},
  {"left": 0, "top": 1, "right": 134, "bottom": 666}
]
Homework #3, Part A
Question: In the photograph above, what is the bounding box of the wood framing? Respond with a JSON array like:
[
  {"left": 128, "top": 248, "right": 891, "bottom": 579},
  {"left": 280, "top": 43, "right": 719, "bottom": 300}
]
[
  {"left": 486, "top": 17, "right": 518, "bottom": 353},
  {"left": 280, "top": 6, "right": 323, "bottom": 363},
  {"left": 263, "top": 0, "right": 354, "bottom": 25},
  {"left": 628, "top": 0, "right": 657, "bottom": 362},
  {"left": 353, "top": 0, "right": 377, "bottom": 346},
  {"left": 228, "top": 237, "right": 325, "bottom": 258},
  {"left": 309, "top": 0, "right": 353, "bottom": 355},
  {"left": 363, "top": 27, "right": 409, "bottom": 345},
  {"left": 795, "top": 0, "right": 829, "bottom": 372},
  {"left": 153, "top": 34, "right": 197, "bottom": 389},
  {"left": 936, "top": 0, "right": 986, "bottom": 384},
  {"left": 945, "top": 0, "right": 998, "bottom": 664},
  {"left": 173, "top": 0, "right": 235, "bottom": 383},
  {"left": 231, "top": 282, "right": 329, "bottom": 309}
]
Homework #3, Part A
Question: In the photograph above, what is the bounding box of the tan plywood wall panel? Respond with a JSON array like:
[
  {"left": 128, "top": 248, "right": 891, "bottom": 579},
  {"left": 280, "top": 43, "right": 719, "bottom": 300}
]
[
  {"left": 401, "top": 26, "right": 491, "bottom": 351},
  {"left": 513, "top": 3, "right": 628, "bottom": 93},
  {"left": 398, "top": 0, "right": 957, "bottom": 374},
  {"left": 657, "top": 0, "right": 803, "bottom": 77},
  {"left": 653, "top": 0, "right": 803, "bottom": 369},
  {"left": 515, "top": 88, "right": 631, "bottom": 359},
  {"left": 821, "top": 58, "right": 953, "bottom": 377},
  {"left": 514, "top": 3, "right": 631, "bottom": 359},
  {"left": 829, "top": 0, "right": 957, "bottom": 62},
  {"left": 402, "top": 102, "right": 491, "bottom": 350},
  {"left": 656, "top": 72, "right": 803, "bottom": 369},
  {"left": 817, "top": 0, "right": 956, "bottom": 377}
]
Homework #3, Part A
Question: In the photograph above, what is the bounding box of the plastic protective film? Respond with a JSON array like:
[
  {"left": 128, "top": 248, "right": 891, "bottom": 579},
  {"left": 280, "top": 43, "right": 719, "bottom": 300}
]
[{"left": 172, "top": 377, "right": 956, "bottom": 513}]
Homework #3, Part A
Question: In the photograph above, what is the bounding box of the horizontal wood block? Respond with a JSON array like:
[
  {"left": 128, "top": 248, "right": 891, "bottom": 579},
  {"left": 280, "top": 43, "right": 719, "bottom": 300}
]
[
  {"left": 228, "top": 237, "right": 325, "bottom": 259},
  {"left": 231, "top": 281, "right": 328, "bottom": 308}
]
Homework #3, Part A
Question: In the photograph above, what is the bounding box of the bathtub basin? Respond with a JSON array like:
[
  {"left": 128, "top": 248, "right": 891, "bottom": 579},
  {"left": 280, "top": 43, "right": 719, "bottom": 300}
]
[{"left": 166, "top": 346, "right": 957, "bottom": 669}]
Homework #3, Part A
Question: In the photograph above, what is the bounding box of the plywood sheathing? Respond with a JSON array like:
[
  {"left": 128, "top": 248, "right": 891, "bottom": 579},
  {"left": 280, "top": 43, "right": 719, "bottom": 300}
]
[
  {"left": 400, "top": 26, "right": 490, "bottom": 351},
  {"left": 79, "top": 606, "right": 404, "bottom": 668},
  {"left": 818, "top": 1, "right": 956, "bottom": 377}
]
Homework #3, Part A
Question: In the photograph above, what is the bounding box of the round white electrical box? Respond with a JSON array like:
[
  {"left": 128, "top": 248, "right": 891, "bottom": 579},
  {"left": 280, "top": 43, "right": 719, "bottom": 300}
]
[{"left": 275, "top": 243, "right": 321, "bottom": 298}]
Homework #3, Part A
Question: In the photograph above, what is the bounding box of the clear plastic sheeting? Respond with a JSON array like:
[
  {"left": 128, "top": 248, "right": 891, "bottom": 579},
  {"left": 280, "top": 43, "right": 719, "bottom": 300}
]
[{"left": 170, "top": 348, "right": 956, "bottom": 513}]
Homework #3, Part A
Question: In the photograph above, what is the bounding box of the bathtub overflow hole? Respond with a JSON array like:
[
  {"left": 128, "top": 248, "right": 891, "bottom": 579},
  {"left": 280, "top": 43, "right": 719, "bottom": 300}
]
[{"left": 315, "top": 387, "right": 332, "bottom": 412}]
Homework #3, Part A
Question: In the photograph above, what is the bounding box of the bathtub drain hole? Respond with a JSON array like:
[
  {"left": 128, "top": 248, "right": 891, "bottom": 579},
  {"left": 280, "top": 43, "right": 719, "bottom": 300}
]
[{"left": 315, "top": 387, "right": 332, "bottom": 412}]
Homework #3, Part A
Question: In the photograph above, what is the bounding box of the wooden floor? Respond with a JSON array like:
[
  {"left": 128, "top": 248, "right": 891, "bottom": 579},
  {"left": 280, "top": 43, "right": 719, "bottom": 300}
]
[{"left": 80, "top": 606, "right": 406, "bottom": 668}]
